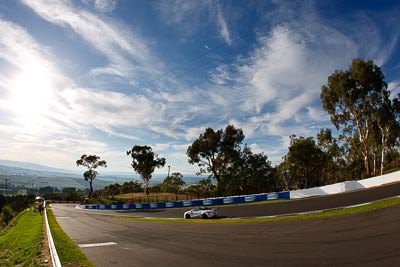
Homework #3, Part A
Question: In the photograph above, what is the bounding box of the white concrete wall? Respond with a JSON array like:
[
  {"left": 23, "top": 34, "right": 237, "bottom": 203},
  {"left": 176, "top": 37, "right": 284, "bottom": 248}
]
[{"left": 290, "top": 171, "right": 400, "bottom": 199}]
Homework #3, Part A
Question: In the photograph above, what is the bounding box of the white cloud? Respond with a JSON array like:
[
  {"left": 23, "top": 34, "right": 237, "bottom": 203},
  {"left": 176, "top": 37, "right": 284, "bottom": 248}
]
[
  {"left": 1, "top": 1, "right": 398, "bottom": 173},
  {"left": 0, "top": 18, "right": 159, "bottom": 171},
  {"left": 22, "top": 0, "right": 152, "bottom": 82},
  {"left": 156, "top": 0, "right": 209, "bottom": 27},
  {"left": 210, "top": 64, "right": 234, "bottom": 85},
  {"left": 248, "top": 143, "right": 264, "bottom": 154},
  {"left": 0, "top": 20, "right": 52, "bottom": 74},
  {"left": 94, "top": 0, "right": 118, "bottom": 13},
  {"left": 156, "top": 0, "right": 233, "bottom": 44},
  {"left": 388, "top": 81, "right": 400, "bottom": 98},
  {"left": 216, "top": 4, "right": 232, "bottom": 45},
  {"left": 191, "top": 10, "right": 381, "bottom": 159},
  {"left": 83, "top": 0, "right": 118, "bottom": 13}
]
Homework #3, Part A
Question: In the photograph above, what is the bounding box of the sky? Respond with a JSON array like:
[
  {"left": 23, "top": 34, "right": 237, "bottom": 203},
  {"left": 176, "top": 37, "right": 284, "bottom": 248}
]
[{"left": 0, "top": 0, "right": 399, "bottom": 176}]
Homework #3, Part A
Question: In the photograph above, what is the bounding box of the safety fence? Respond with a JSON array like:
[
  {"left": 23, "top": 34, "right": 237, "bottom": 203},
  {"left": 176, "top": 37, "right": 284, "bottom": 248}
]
[
  {"left": 84, "top": 191, "right": 290, "bottom": 210},
  {"left": 83, "top": 171, "right": 400, "bottom": 210}
]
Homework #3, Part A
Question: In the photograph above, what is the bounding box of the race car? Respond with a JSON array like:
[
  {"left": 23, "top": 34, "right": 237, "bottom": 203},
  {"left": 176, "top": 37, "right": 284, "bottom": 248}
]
[{"left": 184, "top": 206, "right": 218, "bottom": 219}]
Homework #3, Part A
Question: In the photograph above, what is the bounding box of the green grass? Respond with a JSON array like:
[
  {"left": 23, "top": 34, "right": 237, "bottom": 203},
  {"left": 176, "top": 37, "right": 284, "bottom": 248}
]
[
  {"left": 0, "top": 209, "right": 44, "bottom": 267},
  {"left": 46, "top": 208, "right": 94, "bottom": 267},
  {"left": 117, "top": 196, "right": 400, "bottom": 224}
]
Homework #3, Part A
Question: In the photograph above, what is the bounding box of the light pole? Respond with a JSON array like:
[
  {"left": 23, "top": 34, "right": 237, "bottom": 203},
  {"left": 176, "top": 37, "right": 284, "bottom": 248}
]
[{"left": 168, "top": 166, "right": 170, "bottom": 178}]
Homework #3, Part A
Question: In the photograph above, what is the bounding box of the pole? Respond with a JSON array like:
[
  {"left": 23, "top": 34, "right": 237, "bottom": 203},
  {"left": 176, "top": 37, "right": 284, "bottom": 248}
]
[{"left": 166, "top": 166, "right": 171, "bottom": 193}]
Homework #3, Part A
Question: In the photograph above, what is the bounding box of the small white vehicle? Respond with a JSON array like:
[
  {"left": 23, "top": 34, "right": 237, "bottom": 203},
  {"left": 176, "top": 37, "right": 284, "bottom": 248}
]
[{"left": 184, "top": 206, "right": 218, "bottom": 219}]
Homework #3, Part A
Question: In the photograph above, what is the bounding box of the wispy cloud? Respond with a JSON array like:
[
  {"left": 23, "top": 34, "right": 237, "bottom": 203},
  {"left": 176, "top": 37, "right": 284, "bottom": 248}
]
[
  {"left": 156, "top": 0, "right": 233, "bottom": 45},
  {"left": 0, "top": 18, "right": 155, "bottom": 170},
  {"left": 202, "top": 6, "right": 385, "bottom": 155},
  {"left": 86, "top": 0, "right": 118, "bottom": 13},
  {"left": 0, "top": 20, "right": 49, "bottom": 73},
  {"left": 216, "top": 3, "right": 232, "bottom": 45},
  {"left": 22, "top": 0, "right": 152, "bottom": 82},
  {"left": 1, "top": 1, "right": 398, "bottom": 173},
  {"left": 388, "top": 81, "right": 400, "bottom": 98}
]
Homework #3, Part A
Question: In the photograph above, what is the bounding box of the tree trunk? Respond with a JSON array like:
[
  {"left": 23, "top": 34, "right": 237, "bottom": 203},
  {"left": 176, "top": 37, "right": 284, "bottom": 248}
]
[
  {"left": 380, "top": 143, "right": 385, "bottom": 176},
  {"left": 380, "top": 127, "right": 388, "bottom": 176},
  {"left": 88, "top": 179, "right": 93, "bottom": 198},
  {"left": 364, "top": 153, "right": 371, "bottom": 178},
  {"left": 372, "top": 152, "right": 376, "bottom": 176}
]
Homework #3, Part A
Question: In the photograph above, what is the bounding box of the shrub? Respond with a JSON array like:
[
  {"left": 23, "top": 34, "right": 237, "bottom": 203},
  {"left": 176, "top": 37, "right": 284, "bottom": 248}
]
[{"left": 1, "top": 205, "right": 13, "bottom": 226}]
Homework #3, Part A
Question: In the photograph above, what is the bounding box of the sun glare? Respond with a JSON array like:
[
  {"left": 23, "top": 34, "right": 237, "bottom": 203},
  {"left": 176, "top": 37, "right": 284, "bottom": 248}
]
[{"left": 9, "top": 64, "right": 54, "bottom": 117}]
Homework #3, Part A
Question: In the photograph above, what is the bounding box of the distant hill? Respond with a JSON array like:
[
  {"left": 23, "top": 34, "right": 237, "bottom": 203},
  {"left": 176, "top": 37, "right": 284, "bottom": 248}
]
[
  {"left": 0, "top": 159, "right": 76, "bottom": 174},
  {"left": 0, "top": 159, "right": 203, "bottom": 189}
]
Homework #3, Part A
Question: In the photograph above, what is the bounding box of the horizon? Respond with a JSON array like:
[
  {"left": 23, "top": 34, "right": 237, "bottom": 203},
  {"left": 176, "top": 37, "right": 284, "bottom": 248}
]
[
  {"left": 0, "top": 0, "right": 399, "bottom": 174},
  {"left": 0, "top": 158, "right": 204, "bottom": 178}
]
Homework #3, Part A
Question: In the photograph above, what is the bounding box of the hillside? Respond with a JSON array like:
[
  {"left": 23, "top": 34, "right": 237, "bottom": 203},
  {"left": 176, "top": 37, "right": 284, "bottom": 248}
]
[{"left": 0, "top": 160, "right": 203, "bottom": 191}]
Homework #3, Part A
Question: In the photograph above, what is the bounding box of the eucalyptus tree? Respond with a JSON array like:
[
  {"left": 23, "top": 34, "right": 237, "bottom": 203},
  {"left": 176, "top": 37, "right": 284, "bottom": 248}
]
[
  {"left": 222, "top": 145, "right": 274, "bottom": 195},
  {"left": 198, "top": 177, "right": 217, "bottom": 197},
  {"left": 187, "top": 124, "right": 244, "bottom": 192},
  {"left": 317, "top": 128, "right": 346, "bottom": 183},
  {"left": 162, "top": 172, "right": 185, "bottom": 195},
  {"left": 287, "top": 136, "right": 325, "bottom": 189},
  {"left": 104, "top": 183, "right": 121, "bottom": 199},
  {"left": 372, "top": 91, "right": 400, "bottom": 175},
  {"left": 127, "top": 145, "right": 166, "bottom": 195},
  {"left": 76, "top": 154, "right": 107, "bottom": 198},
  {"left": 321, "top": 59, "right": 389, "bottom": 177}
]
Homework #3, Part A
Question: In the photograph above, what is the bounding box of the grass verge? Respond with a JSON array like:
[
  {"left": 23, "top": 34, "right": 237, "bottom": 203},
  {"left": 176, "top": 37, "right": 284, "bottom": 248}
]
[
  {"left": 46, "top": 207, "right": 94, "bottom": 267},
  {"left": 0, "top": 209, "right": 44, "bottom": 266},
  {"left": 117, "top": 196, "right": 400, "bottom": 224}
]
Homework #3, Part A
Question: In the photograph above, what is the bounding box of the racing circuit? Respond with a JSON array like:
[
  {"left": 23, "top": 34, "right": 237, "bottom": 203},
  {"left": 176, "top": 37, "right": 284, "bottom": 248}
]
[{"left": 50, "top": 180, "right": 400, "bottom": 266}]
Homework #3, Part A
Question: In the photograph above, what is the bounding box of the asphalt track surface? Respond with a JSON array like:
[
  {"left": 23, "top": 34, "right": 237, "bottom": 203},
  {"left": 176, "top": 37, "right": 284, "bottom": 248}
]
[{"left": 51, "top": 182, "right": 400, "bottom": 266}]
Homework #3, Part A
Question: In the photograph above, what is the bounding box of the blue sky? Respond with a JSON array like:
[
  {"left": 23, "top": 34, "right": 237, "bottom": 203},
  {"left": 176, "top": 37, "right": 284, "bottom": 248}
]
[{"left": 0, "top": 0, "right": 399, "bottom": 175}]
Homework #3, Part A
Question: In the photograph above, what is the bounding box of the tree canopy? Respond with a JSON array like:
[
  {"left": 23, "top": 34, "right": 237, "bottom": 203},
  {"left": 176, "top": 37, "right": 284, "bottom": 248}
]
[
  {"left": 286, "top": 135, "right": 325, "bottom": 189},
  {"left": 187, "top": 124, "right": 244, "bottom": 192},
  {"left": 76, "top": 154, "right": 107, "bottom": 198},
  {"left": 127, "top": 145, "right": 166, "bottom": 194},
  {"left": 187, "top": 125, "right": 244, "bottom": 181},
  {"left": 187, "top": 125, "right": 276, "bottom": 195},
  {"left": 161, "top": 172, "right": 185, "bottom": 195},
  {"left": 320, "top": 58, "right": 394, "bottom": 177}
]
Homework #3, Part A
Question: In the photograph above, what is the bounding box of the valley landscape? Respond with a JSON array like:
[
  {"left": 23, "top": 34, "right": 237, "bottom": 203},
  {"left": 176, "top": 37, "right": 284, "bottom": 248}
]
[{"left": 0, "top": 159, "right": 202, "bottom": 194}]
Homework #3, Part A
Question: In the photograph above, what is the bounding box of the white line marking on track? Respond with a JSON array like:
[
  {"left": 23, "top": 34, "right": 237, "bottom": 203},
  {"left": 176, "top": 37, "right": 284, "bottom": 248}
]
[
  {"left": 345, "top": 202, "right": 372, "bottom": 208},
  {"left": 78, "top": 242, "right": 117, "bottom": 248}
]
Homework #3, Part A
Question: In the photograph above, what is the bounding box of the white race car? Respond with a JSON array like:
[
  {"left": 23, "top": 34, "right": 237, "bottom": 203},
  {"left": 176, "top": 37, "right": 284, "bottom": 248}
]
[{"left": 184, "top": 206, "right": 218, "bottom": 219}]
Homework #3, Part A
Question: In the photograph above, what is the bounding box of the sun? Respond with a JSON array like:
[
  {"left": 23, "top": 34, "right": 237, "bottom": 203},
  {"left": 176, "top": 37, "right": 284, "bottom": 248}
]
[{"left": 9, "top": 63, "right": 54, "bottom": 117}]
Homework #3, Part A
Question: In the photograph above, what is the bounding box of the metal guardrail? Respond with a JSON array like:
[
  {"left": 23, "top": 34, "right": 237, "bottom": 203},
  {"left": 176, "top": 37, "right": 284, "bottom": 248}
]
[{"left": 44, "top": 201, "right": 62, "bottom": 267}]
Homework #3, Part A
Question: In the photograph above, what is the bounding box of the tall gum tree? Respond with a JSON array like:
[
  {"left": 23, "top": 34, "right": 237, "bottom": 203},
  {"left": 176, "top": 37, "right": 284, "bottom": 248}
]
[
  {"left": 127, "top": 145, "right": 166, "bottom": 195},
  {"left": 76, "top": 154, "right": 107, "bottom": 198},
  {"left": 321, "top": 59, "right": 388, "bottom": 177},
  {"left": 372, "top": 90, "right": 400, "bottom": 175}
]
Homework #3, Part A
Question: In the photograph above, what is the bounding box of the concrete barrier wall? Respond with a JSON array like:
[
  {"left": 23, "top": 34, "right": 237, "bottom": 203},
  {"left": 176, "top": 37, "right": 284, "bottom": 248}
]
[
  {"left": 83, "top": 171, "right": 400, "bottom": 209},
  {"left": 290, "top": 171, "right": 400, "bottom": 199}
]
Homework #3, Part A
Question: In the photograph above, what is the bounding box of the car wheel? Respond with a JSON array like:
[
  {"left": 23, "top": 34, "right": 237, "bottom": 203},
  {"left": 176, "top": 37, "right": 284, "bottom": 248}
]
[
  {"left": 185, "top": 214, "right": 191, "bottom": 219},
  {"left": 202, "top": 214, "right": 208, "bottom": 219}
]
